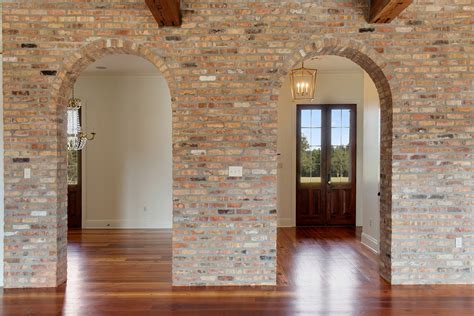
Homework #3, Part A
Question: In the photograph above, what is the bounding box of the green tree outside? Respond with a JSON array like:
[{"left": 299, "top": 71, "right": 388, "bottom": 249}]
[
  {"left": 300, "top": 135, "right": 349, "bottom": 182},
  {"left": 330, "top": 145, "right": 350, "bottom": 180},
  {"left": 300, "top": 135, "right": 321, "bottom": 181}
]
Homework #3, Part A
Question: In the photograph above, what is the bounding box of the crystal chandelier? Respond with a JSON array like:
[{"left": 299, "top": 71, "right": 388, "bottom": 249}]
[
  {"left": 289, "top": 61, "right": 317, "bottom": 101},
  {"left": 67, "top": 89, "right": 95, "bottom": 151}
]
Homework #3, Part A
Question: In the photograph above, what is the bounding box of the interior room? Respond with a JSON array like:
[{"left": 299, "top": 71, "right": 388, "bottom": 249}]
[
  {"left": 0, "top": 1, "right": 472, "bottom": 315},
  {"left": 277, "top": 56, "right": 381, "bottom": 252},
  {"left": 68, "top": 54, "right": 172, "bottom": 230}
]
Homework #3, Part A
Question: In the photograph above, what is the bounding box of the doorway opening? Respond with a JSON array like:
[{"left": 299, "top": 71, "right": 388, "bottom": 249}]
[
  {"left": 64, "top": 53, "right": 174, "bottom": 287},
  {"left": 277, "top": 55, "right": 383, "bottom": 254},
  {"left": 66, "top": 54, "right": 173, "bottom": 230}
]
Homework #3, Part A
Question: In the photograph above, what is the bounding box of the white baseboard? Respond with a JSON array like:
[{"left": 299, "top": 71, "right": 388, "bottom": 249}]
[
  {"left": 278, "top": 218, "right": 295, "bottom": 227},
  {"left": 83, "top": 219, "right": 171, "bottom": 229},
  {"left": 361, "top": 232, "right": 379, "bottom": 254}
]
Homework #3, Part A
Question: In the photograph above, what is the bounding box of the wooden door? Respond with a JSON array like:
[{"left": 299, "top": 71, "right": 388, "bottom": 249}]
[
  {"left": 296, "top": 105, "right": 356, "bottom": 226},
  {"left": 67, "top": 150, "right": 82, "bottom": 228}
]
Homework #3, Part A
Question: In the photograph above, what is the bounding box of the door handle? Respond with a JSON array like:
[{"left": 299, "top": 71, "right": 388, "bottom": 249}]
[{"left": 327, "top": 174, "right": 331, "bottom": 185}]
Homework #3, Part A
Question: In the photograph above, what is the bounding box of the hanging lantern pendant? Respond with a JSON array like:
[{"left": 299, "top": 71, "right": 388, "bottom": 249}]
[{"left": 290, "top": 61, "right": 317, "bottom": 101}]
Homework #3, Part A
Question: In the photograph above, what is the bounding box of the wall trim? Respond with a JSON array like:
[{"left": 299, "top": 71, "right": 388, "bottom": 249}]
[
  {"left": 277, "top": 217, "right": 295, "bottom": 227},
  {"left": 84, "top": 219, "right": 171, "bottom": 229},
  {"left": 361, "top": 232, "right": 379, "bottom": 254}
]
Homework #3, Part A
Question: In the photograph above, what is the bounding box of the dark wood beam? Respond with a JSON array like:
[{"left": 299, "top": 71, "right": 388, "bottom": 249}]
[
  {"left": 368, "top": 0, "right": 413, "bottom": 23},
  {"left": 145, "top": 0, "right": 181, "bottom": 27}
]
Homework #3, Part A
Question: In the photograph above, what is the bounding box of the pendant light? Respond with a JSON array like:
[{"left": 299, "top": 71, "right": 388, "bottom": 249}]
[
  {"left": 289, "top": 61, "right": 317, "bottom": 101},
  {"left": 67, "top": 88, "right": 95, "bottom": 151}
]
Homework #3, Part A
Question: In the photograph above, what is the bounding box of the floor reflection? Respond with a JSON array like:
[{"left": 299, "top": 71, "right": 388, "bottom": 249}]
[{"left": 1, "top": 227, "right": 472, "bottom": 315}]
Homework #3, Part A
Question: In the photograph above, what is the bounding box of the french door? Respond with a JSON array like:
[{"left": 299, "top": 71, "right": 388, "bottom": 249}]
[
  {"left": 296, "top": 104, "right": 356, "bottom": 226},
  {"left": 67, "top": 149, "right": 82, "bottom": 229}
]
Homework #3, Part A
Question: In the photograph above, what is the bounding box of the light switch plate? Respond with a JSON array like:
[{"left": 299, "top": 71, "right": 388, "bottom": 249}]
[
  {"left": 455, "top": 237, "right": 463, "bottom": 248},
  {"left": 228, "top": 166, "right": 243, "bottom": 177},
  {"left": 24, "top": 168, "right": 31, "bottom": 179}
]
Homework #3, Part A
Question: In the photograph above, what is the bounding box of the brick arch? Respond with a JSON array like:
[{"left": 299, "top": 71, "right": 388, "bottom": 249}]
[
  {"left": 277, "top": 38, "right": 394, "bottom": 282},
  {"left": 52, "top": 38, "right": 175, "bottom": 173},
  {"left": 49, "top": 39, "right": 173, "bottom": 288},
  {"left": 53, "top": 38, "right": 174, "bottom": 113}
]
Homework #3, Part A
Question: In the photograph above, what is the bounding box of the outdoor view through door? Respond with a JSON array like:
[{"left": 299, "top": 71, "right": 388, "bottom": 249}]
[{"left": 296, "top": 105, "right": 356, "bottom": 226}]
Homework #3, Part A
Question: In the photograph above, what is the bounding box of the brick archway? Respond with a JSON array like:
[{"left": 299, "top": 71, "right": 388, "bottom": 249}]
[
  {"left": 53, "top": 38, "right": 174, "bottom": 113},
  {"left": 3, "top": 39, "right": 174, "bottom": 288},
  {"left": 52, "top": 40, "right": 175, "bottom": 287},
  {"left": 277, "top": 38, "right": 394, "bottom": 282}
]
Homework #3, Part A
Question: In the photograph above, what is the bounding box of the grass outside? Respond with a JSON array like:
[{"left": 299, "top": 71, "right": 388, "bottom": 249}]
[{"left": 300, "top": 177, "right": 349, "bottom": 183}]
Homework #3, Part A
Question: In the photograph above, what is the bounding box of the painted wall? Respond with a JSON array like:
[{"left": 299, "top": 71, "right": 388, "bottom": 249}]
[
  {"left": 75, "top": 75, "right": 172, "bottom": 229},
  {"left": 361, "top": 73, "right": 381, "bottom": 252},
  {"left": 277, "top": 68, "right": 381, "bottom": 251}
]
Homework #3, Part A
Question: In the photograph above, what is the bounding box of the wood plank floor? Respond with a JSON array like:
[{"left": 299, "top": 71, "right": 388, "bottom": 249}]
[{"left": 1, "top": 227, "right": 472, "bottom": 315}]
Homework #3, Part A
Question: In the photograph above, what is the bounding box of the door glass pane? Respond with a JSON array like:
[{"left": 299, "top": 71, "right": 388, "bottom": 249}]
[
  {"left": 311, "top": 129, "right": 321, "bottom": 146},
  {"left": 311, "top": 110, "right": 321, "bottom": 127},
  {"left": 341, "top": 110, "right": 350, "bottom": 128},
  {"left": 301, "top": 110, "right": 311, "bottom": 127},
  {"left": 330, "top": 109, "right": 351, "bottom": 183},
  {"left": 341, "top": 128, "right": 350, "bottom": 146},
  {"left": 300, "top": 146, "right": 321, "bottom": 183},
  {"left": 331, "top": 128, "right": 341, "bottom": 146},
  {"left": 302, "top": 128, "right": 311, "bottom": 141},
  {"left": 300, "top": 109, "right": 322, "bottom": 183},
  {"left": 331, "top": 109, "right": 341, "bottom": 127},
  {"left": 330, "top": 145, "right": 350, "bottom": 183},
  {"left": 67, "top": 150, "right": 79, "bottom": 185}
]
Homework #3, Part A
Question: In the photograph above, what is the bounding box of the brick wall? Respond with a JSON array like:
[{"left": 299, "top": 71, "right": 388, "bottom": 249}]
[
  {"left": 2, "top": 0, "right": 472, "bottom": 287},
  {"left": 0, "top": 1, "right": 4, "bottom": 288}
]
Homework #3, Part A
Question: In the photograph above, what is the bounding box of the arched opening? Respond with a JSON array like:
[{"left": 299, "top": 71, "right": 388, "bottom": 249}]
[
  {"left": 67, "top": 54, "right": 172, "bottom": 229},
  {"left": 65, "top": 53, "right": 173, "bottom": 285},
  {"left": 276, "top": 43, "right": 393, "bottom": 283},
  {"left": 0, "top": 39, "right": 175, "bottom": 288}
]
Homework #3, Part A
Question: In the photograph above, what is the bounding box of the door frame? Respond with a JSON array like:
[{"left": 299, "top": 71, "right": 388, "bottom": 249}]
[{"left": 295, "top": 104, "right": 357, "bottom": 226}]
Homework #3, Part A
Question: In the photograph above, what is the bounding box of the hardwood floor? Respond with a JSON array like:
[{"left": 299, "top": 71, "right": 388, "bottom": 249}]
[{"left": 1, "top": 227, "right": 472, "bottom": 315}]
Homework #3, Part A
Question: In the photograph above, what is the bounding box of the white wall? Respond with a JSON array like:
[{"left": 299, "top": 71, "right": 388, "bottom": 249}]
[
  {"left": 75, "top": 75, "right": 172, "bottom": 228},
  {"left": 361, "top": 73, "right": 381, "bottom": 252},
  {"left": 277, "top": 67, "right": 381, "bottom": 252}
]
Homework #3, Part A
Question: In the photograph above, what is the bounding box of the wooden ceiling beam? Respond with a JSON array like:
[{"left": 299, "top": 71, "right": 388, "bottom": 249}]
[
  {"left": 145, "top": 0, "right": 181, "bottom": 27},
  {"left": 368, "top": 0, "right": 413, "bottom": 23}
]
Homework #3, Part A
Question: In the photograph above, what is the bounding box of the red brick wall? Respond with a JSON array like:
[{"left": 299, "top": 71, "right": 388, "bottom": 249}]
[{"left": 2, "top": 0, "right": 472, "bottom": 287}]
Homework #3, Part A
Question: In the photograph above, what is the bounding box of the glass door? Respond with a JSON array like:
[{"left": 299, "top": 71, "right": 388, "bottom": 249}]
[
  {"left": 67, "top": 136, "right": 82, "bottom": 228},
  {"left": 296, "top": 104, "right": 356, "bottom": 226}
]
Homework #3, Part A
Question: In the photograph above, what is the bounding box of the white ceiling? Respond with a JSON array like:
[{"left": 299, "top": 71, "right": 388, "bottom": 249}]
[
  {"left": 305, "top": 55, "right": 363, "bottom": 73},
  {"left": 83, "top": 54, "right": 160, "bottom": 75}
]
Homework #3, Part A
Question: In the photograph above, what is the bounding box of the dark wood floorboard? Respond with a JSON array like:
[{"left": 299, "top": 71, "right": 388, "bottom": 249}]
[{"left": 1, "top": 227, "right": 472, "bottom": 315}]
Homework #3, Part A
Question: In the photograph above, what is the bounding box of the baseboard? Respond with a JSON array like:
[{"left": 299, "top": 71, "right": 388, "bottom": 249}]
[
  {"left": 83, "top": 219, "right": 172, "bottom": 229},
  {"left": 361, "top": 232, "right": 379, "bottom": 254},
  {"left": 278, "top": 218, "right": 295, "bottom": 227}
]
